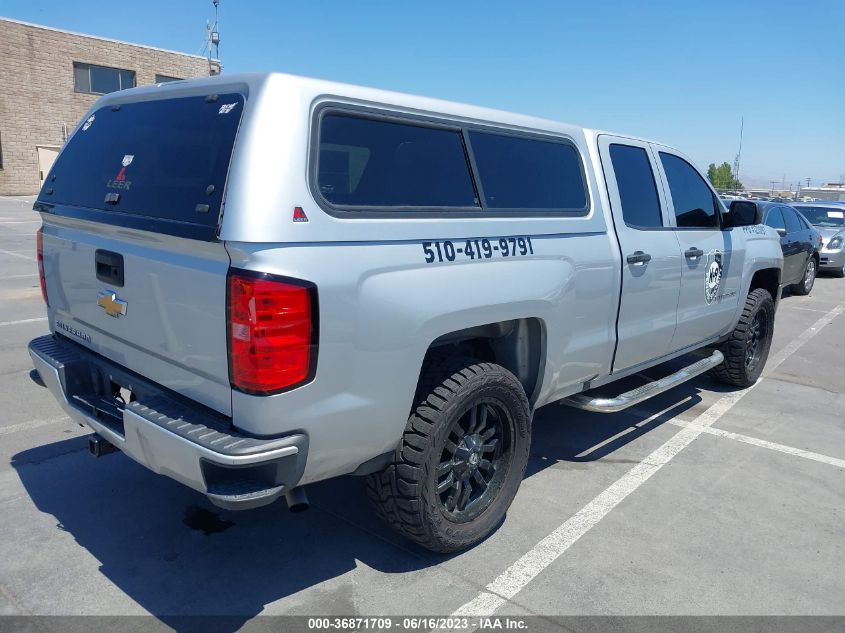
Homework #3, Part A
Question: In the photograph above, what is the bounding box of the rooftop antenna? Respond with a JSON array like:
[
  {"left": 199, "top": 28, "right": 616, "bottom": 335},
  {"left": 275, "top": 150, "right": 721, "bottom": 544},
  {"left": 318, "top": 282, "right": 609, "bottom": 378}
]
[{"left": 732, "top": 117, "right": 743, "bottom": 188}]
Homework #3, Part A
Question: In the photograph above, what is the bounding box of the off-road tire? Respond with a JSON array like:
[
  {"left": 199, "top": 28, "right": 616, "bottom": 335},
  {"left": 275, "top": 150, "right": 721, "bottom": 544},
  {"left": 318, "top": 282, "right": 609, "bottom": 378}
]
[
  {"left": 790, "top": 256, "right": 817, "bottom": 295},
  {"left": 366, "top": 357, "right": 531, "bottom": 553},
  {"left": 710, "top": 288, "right": 776, "bottom": 387}
]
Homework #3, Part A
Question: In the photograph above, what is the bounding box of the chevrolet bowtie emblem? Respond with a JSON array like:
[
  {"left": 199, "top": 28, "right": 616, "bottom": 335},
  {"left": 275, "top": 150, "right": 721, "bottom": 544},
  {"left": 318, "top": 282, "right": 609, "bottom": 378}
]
[{"left": 97, "top": 290, "right": 128, "bottom": 318}]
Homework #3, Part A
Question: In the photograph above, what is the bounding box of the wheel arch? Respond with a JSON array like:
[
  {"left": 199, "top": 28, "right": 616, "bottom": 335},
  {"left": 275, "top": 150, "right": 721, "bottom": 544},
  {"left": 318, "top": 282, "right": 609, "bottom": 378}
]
[
  {"left": 748, "top": 266, "right": 781, "bottom": 302},
  {"left": 423, "top": 317, "right": 547, "bottom": 406}
]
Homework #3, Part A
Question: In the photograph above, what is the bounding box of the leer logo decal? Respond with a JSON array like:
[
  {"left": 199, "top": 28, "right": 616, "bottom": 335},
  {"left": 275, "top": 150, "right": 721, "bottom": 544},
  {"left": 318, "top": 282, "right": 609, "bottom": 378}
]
[
  {"left": 97, "top": 290, "right": 128, "bottom": 318},
  {"left": 704, "top": 251, "right": 723, "bottom": 305},
  {"left": 82, "top": 115, "right": 95, "bottom": 131},
  {"left": 107, "top": 154, "right": 134, "bottom": 190}
]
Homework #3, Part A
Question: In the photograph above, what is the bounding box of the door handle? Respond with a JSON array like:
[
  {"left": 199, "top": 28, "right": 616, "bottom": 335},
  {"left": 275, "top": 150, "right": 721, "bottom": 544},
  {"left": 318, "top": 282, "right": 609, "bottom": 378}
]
[
  {"left": 626, "top": 251, "right": 652, "bottom": 265},
  {"left": 685, "top": 247, "right": 704, "bottom": 259},
  {"left": 95, "top": 249, "right": 125, "bottom": 287}
]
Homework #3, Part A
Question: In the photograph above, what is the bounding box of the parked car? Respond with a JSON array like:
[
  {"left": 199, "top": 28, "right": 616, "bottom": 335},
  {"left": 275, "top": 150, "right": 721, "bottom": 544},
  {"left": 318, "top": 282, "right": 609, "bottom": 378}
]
[
  {"left": 727, "top": 201, "right": 821, "bottom": 294},
  {"left": 29, "top": 73, "right": 783, "bottom": 553},
  {"left": 792, "top": 203, "right": 845, "bottom": 277}
]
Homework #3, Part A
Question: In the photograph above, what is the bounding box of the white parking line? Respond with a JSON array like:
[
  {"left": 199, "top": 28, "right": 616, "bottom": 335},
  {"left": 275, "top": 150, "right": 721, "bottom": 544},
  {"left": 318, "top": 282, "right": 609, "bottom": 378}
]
[
  {"left": 668, "top": 420, "right": 845, "bottom": 469},
  {"left": 0, "top": 317, "right": 47, "bottom": 328},
  {"left": 785, "top": 305, "right": 835, "bottom": 314},
  {"left": 0, "top": 415, "right": 69, "bottom": 437},
  {"left": 0, "top": 221, "right": 40, "bottom": 225},
  {"left": 0, "top": 249, "right": 35, "bottom": 261},
  {"left": 448, "top": 302, "right": 845, "bottom": 622}
]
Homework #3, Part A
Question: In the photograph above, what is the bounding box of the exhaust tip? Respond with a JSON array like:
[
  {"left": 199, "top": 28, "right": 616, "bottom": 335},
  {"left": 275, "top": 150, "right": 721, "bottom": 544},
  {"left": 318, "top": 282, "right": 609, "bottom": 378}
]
[{"left": 284, "top": 487, "right": 309, "bottom": 512}]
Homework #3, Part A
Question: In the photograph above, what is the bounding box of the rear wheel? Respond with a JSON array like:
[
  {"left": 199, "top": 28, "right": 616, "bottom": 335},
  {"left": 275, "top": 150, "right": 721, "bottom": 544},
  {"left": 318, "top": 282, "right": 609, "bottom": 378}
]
[
  {"left": 790, "top": 257, "right": 816, "bottom": 295},
  {"left": 366, "top": 358, "right": 531, "bottom": 553},
  {"left": 710, "top": 288, "right": 776, "bottom": 387}
]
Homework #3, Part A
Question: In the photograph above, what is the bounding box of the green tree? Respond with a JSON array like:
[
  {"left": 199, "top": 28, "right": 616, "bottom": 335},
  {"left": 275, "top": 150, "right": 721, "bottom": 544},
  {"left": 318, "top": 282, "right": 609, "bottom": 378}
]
[{"left": 707, "top": 162, "right": 743, "bottom": 190}]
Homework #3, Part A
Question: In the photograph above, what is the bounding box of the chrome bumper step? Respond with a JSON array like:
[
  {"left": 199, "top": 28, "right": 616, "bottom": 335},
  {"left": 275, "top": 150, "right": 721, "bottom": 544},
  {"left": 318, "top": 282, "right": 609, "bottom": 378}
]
[{"left": 564, "top": 350, "right": 724, "bottom": 413}]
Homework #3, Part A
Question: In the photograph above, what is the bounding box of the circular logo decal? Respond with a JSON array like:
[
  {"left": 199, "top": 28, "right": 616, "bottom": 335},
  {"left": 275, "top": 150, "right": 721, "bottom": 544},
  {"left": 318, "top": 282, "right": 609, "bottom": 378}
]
[{"left": 705, "top": 252, "right": 723, "bottom": 305}]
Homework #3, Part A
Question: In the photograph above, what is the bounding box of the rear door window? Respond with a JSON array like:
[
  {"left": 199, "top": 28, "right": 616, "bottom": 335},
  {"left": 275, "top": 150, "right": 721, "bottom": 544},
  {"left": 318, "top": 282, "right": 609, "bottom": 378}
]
[
  {"left": 608, "top": 144, "right": 662, "bottom": 228},
  {"left": 765, "top": 207, "right": 785, "bottom": 231},
  {"left": 42, "top": 93, "right": 244, "bottom": 233},
  {"left": 782, "top": 207, "right": 802, "bottom": 233},
  {"left": 317, "top": 113, "right": 479, "bottom": 208},
  {"left": 468, "top": 131, "right": 587, "bottom": 211}
]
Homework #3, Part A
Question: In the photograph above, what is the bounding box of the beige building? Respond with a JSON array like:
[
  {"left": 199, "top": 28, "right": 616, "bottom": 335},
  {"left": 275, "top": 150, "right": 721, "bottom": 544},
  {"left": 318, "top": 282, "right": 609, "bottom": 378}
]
[
  {"left": 0, "top": 17, "right": 220, "bottom": 195},
  {"left": 798, "top": 184, "right": 845, "bottom": 202}
]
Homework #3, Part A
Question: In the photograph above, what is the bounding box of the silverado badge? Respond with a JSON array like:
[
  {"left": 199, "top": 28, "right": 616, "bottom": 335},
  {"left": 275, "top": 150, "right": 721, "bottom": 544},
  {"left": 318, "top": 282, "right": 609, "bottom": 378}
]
[{"left": 97, "top": 290, "right": 128, "bottom": 318}]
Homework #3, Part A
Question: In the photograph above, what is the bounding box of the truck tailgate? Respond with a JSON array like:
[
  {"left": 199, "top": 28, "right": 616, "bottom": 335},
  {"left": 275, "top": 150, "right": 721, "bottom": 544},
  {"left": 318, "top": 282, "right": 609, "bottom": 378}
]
[
  {"left": 41, "top": 217, "right": 232, "bottom": 415},
  {"left": 33, "top": 91, "right": 246, "bottom": 416}
]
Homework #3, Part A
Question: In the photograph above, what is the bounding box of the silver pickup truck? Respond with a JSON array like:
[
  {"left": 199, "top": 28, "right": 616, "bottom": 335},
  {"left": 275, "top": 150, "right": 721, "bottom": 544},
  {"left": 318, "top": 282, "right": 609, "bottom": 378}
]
[{"left": 29, "top": 73, "right": 783, "bottom": 552}]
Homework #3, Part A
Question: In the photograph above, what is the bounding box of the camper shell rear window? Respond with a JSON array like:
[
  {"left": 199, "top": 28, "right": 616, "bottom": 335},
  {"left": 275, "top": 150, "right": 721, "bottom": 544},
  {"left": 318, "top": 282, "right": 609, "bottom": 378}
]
[{"left": 38, "top": 93, "right": 244, "bottom": 240}]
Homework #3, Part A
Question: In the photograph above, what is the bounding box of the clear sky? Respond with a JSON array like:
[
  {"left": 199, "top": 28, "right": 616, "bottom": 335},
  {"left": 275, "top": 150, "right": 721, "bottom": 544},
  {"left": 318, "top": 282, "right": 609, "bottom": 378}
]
[{"left": 4, "top": 0, "right": 843, "bottom": 189}]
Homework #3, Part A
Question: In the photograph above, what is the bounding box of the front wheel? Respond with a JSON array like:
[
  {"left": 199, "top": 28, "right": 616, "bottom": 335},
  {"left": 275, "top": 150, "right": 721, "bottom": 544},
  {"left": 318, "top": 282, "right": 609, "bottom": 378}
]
[
  {"left": 366, "top": 358, "right": 531, "bottom": 553},
  {"left": 791, "top": 257, "right": 817, "bottom": 295},
  {"left": 710, "top": 288, "right": 776, "bottom": 387}
]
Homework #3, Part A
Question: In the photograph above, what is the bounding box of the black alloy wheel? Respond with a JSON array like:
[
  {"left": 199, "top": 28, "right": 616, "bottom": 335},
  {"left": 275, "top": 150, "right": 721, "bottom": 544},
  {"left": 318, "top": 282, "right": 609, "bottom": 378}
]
[{"left": 436, "top": 399, "right": 512, "bottom": 523}]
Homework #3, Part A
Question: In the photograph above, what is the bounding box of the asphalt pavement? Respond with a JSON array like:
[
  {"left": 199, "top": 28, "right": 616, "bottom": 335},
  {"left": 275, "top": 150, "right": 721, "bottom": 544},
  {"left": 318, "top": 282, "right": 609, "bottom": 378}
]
[{"left": 0, "top": 195, "right": 842, "bottom": 627}]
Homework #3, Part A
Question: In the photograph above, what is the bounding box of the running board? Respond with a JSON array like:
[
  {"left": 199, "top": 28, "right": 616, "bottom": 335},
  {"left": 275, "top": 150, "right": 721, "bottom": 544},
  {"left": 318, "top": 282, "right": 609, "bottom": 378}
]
[{"left": 564, "top": 350, "right": 724, "bottom": 413}]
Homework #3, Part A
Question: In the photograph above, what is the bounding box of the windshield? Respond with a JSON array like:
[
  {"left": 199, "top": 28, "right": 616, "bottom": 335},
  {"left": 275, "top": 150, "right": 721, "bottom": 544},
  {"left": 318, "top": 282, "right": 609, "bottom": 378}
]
[{"left": 796, "top": 206, "right": 845, "bottom": 227}]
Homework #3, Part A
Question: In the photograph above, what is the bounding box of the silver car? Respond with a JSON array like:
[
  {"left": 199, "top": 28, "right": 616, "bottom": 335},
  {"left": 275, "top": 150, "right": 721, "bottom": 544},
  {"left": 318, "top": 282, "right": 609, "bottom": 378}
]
[{"left": 792, "top": 203, "right": 845, "bottom": 277}]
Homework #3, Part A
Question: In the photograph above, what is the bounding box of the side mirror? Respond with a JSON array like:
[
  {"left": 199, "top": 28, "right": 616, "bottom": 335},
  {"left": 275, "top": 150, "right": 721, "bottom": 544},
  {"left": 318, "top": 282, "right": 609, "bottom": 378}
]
[
  {"left": 776, "top": 227, "right": 787, "bottom": 237},
  {"left": 724, "top": 201, "right": 762, "bottom": 228}
]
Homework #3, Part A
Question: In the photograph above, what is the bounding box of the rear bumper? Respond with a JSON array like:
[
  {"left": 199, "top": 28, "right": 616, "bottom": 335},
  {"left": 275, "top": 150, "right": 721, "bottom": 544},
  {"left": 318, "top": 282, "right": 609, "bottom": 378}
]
[{"left": 28, "top": 334, "right": 308, "bottom": 510}]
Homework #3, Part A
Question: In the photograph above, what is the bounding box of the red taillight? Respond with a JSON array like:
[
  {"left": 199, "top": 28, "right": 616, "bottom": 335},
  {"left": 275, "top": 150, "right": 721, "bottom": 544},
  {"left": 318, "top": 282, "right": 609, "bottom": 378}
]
[
  {"left": 36, "top": 228, "right": 48, "bottom": 306},
  {"left": 227, "top": 270, "right": 316, "bottom": 394}
]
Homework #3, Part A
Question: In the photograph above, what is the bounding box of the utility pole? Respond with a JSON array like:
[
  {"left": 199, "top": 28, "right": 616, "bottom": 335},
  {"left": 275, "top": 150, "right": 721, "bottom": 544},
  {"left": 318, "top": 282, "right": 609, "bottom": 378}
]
[
  {"left": 733, "top": 117, "right": 744, "bottom": 190},
  {"left": 770, "top": 180, "right": 777, "bottom": 197}
]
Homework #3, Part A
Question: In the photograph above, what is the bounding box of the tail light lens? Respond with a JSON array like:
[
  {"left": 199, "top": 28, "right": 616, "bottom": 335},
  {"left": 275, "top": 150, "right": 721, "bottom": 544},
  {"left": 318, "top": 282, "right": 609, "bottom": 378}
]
[
  {"left": 227, "top": 270, "right": 317, "bottom": 394},
  {"left": 36, "top": 228, "right": 48, "bottom": 306}
]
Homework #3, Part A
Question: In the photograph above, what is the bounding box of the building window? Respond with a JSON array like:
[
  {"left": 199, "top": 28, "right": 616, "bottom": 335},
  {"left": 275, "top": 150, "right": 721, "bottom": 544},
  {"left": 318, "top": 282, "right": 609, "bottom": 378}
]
[
  {"left": 155, "top": 74, "right": 183, "bottom": 83},
  {"left": 73, "top": 62, "right": 136, "bottom": 94}
]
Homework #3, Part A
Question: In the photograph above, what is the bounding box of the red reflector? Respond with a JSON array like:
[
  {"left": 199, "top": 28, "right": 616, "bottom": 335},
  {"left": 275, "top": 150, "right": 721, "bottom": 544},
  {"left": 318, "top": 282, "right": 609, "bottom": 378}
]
[
  {"left": 36, "top": 228, "right": 48, "bottom": 306},
  {"left": 227, "top": 271, "right": 316, "bottom": 394}
]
